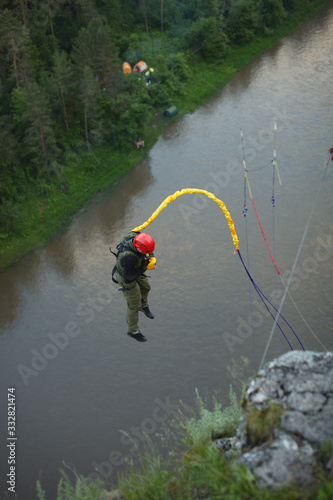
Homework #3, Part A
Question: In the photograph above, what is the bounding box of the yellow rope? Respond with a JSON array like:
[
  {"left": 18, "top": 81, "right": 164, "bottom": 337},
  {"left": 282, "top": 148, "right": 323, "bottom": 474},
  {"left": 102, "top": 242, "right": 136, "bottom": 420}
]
[
  {"left": 132, "top": 188, "right": 239, "bottom": 251},
  {"left": 244, "top": 171, "right": 253, "bottom": 200},
  {"left": 274, "top": 160, "right": 282, "bottom": 186}
]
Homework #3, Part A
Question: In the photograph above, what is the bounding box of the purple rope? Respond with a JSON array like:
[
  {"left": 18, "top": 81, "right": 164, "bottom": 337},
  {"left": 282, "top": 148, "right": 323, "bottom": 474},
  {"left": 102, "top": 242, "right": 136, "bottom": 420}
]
[{"left": 237, "top": 249, "right": 305, "bottom": 351}]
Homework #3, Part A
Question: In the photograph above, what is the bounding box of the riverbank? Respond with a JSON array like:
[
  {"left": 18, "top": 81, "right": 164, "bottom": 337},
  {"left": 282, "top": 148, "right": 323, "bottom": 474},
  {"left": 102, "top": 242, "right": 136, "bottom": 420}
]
[{"left": 0, "top": 0, "right": 329, "bottom": 272}]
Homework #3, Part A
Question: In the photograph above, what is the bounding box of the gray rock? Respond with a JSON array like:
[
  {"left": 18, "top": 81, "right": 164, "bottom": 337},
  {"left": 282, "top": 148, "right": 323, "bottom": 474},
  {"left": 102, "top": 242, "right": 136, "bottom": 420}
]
[
  {"left": 240, "top": 431, "right": 315, "bottom": 489},
  {"left": 213, "top": 436, "right": 241, "bottom": 461},
  {"left": 237, "top": 350, "right": 333, "bottom": 488}
]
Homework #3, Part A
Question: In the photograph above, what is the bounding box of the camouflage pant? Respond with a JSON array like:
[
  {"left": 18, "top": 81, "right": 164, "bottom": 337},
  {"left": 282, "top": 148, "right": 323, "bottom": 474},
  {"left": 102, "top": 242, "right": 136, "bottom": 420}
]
[{"left": 115, "top": 273, "right": 151, "bottom": 332}]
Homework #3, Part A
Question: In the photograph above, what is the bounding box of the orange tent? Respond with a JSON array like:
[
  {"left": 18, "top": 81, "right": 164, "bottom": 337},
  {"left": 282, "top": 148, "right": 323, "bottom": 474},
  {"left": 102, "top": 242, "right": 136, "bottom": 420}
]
[
  {"left": 122, "top": 62, "right": 132, "bottom": 74},
  {"left": 134, "top": 61, "right": 148, "bottom": 73}
]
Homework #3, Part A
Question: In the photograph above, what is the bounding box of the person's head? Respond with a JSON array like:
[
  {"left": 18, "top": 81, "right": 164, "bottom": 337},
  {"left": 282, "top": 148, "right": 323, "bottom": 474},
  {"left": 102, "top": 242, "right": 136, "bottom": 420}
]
[{"left": 133, "top": 233, "right": 155, "bottom": 254}]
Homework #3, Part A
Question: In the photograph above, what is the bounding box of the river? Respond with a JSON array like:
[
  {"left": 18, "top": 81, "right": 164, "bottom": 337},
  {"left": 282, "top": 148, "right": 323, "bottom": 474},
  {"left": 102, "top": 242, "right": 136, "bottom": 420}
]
[{"left": 1, "top": 3, "right": 333, "bottom": 498}]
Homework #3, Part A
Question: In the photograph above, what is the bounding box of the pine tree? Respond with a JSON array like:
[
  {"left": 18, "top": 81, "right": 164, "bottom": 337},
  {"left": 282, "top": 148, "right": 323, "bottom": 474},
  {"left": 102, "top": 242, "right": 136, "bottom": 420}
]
[
  {"left": 22, "top": 82, "right": 60, "bottom": 181},
  {"left": 52, "top": 50, "right": 75, "bottom": 133},
  {"left": 142, "top": 0, "right": 149, "bottom": 33},
  {"left": 0, "top": 9, "right": 22, "bottom": 88},
  {"left": 72, "top": 16, "right": 119, "bottom": 92},
  {"left": 9, "top": 0, "right": 28, "bottom": 25},
  {"left": 94, "top": 20, "right": 119, "bottom": 92},
  {"left": 72, "top": 0, "right": 99, "bottom": 27},
  {"left": 0, "top": 115, "right": 19, "bottom": 203},
  {"left": 79, "top": 65, "right": 103, "bottom": 152}
]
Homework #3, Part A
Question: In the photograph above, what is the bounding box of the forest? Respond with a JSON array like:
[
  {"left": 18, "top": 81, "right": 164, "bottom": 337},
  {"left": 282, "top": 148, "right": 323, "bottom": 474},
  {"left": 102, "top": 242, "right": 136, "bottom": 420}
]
[{"left": 0, "top": 0, "right": 325, "bottom": 244}]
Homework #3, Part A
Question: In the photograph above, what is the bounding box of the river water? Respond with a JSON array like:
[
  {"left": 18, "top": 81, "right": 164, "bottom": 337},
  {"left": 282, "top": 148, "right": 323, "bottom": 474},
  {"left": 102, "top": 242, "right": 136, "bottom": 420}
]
[{"left": 1, "top": 4, "right": 333, "bottom": 498}]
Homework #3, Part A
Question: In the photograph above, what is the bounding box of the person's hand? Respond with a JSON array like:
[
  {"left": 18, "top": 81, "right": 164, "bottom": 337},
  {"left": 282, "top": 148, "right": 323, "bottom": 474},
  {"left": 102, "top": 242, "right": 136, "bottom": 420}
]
[{"left": 147, "top": 256, "right": 156, "bottom": 270}]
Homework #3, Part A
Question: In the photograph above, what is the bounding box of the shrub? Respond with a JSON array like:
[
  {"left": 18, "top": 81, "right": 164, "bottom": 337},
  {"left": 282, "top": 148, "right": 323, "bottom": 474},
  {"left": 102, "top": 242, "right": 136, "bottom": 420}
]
[{"left": 179, "top": 386, "right": 241, "bottom": 448}]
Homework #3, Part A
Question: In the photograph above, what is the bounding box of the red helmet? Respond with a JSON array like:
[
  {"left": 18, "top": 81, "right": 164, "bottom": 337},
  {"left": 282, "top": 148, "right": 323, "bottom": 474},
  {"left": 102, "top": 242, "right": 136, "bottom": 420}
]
[{"left": 133, "top": 233, "right": 155, "bottom": 254}]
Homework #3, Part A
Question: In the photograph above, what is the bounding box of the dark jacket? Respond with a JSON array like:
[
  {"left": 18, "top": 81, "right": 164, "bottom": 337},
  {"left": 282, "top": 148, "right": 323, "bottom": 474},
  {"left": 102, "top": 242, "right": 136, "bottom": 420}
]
[{"left": 114, "top": 232, "right": 153, "bottom": 283}]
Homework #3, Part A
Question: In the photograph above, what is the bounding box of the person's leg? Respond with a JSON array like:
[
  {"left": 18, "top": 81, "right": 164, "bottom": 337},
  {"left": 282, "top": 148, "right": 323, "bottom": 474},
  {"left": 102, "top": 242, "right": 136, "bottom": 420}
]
[
  {"left": 137, "top": 275, "right": 151, "bottom": 308},
  {"left": 137, "top": 276, "right": 154, "bottom": 319},
  {"left": 121, "top": 282, "right": 142, "bottom": 332}
]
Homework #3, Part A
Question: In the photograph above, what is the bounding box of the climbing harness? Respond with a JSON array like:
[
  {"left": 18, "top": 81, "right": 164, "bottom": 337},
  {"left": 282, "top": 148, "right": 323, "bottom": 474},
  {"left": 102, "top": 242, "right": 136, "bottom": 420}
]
[{"left": 110, "top": 232, "right": 152, "bottom": 290}]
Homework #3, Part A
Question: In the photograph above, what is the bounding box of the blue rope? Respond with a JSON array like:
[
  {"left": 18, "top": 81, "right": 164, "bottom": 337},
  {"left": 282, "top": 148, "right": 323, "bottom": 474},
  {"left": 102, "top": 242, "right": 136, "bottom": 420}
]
[{"left": 237, "top": 249, "right": 305, "bottom": 352}]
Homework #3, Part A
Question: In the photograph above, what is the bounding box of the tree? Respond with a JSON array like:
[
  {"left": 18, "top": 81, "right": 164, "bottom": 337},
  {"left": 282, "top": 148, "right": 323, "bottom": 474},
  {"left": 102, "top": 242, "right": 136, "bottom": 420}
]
[
  {"left": 9, "top": 0, "right": 28, "bottom": 25},
  {"left": 195, "top": 0, "right": 221, "bottom": 18},
  {"left": 22, "top": 82, "right": 60, "bottom": 181},
  {"left": 201, "top": 17, "right": 230, "bottom": 62},
  {"left": 47, "top": 0, "right": 68, "bottom": 37},
  {"left": 103, "top": 0, "right": 126, "bottom": 31},
  {"left": 52, "top": 50, "right": 75, "bottom": 133},
  {"left": 260, "top": 0, "right": 286, "bottom": 28},
  {"left": 71, "top": 0, "right": 99, "bottom": 27},
  {"left": 0, "top": 115, "right": 22, "bottom": 234},
  {"left": 72, "top": 16, "right": 119, "bottom": 91},
  {"left": 94, "top": 20, "right": 119, "bottom": 92},
  {"left": 0, "top": 115, "right": 19, "bottom": 202},
  {"left": 226, "top": 0, "right": 261, "bottom": 44},
  {"left": 79, "top": 65, "right": 103, "bottom": 152},
  {"left": 0, "top": 9, "right": 22, "bottom": 88},
  {"left": 142, "top": 0, "right": 149, "bottom": 34}
]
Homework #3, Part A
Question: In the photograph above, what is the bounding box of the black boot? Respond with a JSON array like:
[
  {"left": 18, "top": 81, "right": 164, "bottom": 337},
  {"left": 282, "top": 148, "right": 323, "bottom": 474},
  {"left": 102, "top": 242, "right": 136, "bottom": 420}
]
[
  {"left": 127, "top": 330, "right": 147, "bottom": 342},
  {"left": 140, "top": 306, "right": 154, "bottom": 319}
]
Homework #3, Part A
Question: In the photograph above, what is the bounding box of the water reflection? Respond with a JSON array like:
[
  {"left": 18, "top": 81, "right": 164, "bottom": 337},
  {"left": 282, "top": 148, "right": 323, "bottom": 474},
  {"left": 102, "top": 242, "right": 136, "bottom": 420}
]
[
  {"left": 0, "top": 160, "right": 154, "bottom": 330},
  {"left": 0, "top": 4, "right": 332, "bottom": 498}
]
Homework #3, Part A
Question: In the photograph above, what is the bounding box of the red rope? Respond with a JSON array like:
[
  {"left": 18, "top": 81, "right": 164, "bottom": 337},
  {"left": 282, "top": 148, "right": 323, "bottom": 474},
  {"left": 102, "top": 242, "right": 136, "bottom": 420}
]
[{"left": 251, "top": 198, "right": 280, "bottom": 275}]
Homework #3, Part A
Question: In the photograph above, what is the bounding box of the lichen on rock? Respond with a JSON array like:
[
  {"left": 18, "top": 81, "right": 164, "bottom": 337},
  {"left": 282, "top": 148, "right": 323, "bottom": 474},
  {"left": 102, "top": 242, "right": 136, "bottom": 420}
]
[{"left": 236, "top": 351, "right": 333, "bottom": 488}]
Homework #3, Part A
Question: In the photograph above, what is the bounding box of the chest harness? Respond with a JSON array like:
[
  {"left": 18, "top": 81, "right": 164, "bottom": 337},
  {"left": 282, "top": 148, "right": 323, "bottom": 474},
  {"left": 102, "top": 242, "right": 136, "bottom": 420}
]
[{"left": 110, "top": 232, "right": 148, "bottom": 290}]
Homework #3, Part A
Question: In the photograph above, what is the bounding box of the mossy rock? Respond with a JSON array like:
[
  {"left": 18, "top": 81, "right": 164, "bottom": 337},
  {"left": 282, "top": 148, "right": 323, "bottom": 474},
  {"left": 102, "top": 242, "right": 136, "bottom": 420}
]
[{"left": 245, "top": 401, "right": 285, "bottom": 446}]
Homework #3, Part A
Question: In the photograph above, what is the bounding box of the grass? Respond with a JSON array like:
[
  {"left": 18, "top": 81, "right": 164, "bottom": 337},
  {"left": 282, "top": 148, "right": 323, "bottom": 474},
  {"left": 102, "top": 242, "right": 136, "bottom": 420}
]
[
  {"left": 34, "top": 387, "right": 333, "bottom": 500},
  {"left": 244, "top": 401, "right": 285, "bottom": 446},
  {"left": 0, "top": 0, "right": 329, "bottom": 272},
  {"left": 0, "top": 144, "right": 149, "bottom": 271},
  {"left": 178, "top": 387, "right": 242, "bottom": 448},
  {"left": 113, "top": 387, "right": 333, "bottom": 500}
]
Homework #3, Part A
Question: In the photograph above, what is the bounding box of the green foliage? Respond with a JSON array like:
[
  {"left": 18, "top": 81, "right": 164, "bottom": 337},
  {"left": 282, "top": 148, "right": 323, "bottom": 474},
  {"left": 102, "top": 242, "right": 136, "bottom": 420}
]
[
  {"left": 181, "top": 15, "right": 230, "bottom": 61},
  {"left": 118, "top": 439, "right": 175, "bottom": 500},
  {"left": 282, "top": 0, "right": 302, "bottom": 12},
  {"left": 179, "top": 386, "right": 241, "bottom": 448},
  {"left": 261, "top": 0, "right": 287, "bottom": 28},
  {"left": 318, "top": 441, "right": 332, "bottom": 468},
  {"left": 36, "top": 480, "right": 46, "bottom": 500},
  {"left": 317, "top": 479, "right": 333, "bottom": 500},
  {"left": 0, "top": 0, "right": 329, "bottom": 266},
  {"left": 201, "top": 18, "right": 230, "bottom": 62},
  {"left": 22, "top": 81, "right": 61, "bottom": 180},
  {"left": 181, "top": 444, "right": 257, "bottom": 499},
  {"left": 226, "top": 0, "right": 262, "bottom": 44},
  {"left": 245, "top": 401, "right": 285, "bottom": 446},
  {"left": 35, "top": 386, "right": 333, "bottom": 500},
  {"left": 36, "top": 476, "right": 104, "bottom": 500},
  {"left": 0, "top": 200, "right": 21, "bottom": 235}
]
